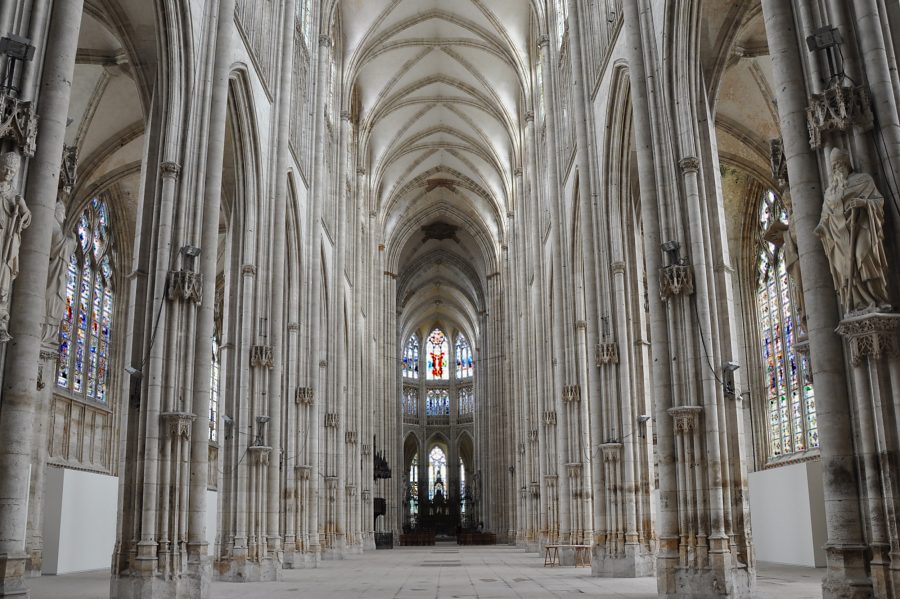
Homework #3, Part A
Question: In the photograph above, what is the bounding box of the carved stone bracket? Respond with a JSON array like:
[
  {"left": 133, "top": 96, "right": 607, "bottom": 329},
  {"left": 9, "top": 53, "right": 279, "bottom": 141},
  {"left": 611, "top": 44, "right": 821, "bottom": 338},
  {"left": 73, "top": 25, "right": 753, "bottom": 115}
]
[
  {"left": 0, "top": 90, "right": 38, "bottom": 156},
  {"left": 361, "top": 444, "right": 371, "bottom": 456},
  {"left": 518, "top": 442, "right": 526, "bottom": 456},
  {"left": 562, "top": 384, "right": 580, "bottom": 403},
  {"left": 807, "top": 83, "right": 873, "bottom": 150},
  {"left": 247, "top": 445, "right": 272, "bottom": 465},
  {"left": 325, "top": 412, "right": 339, "bottom": 428},
  {"left": 295, "top": 386, "right": 315, "bottom": 405},
  {"left": 770, "top": 138, "right": 788, "bottom": 186},
  {"left": 250, "top": 345, "right": 274, "bottom": 368},
  {"left": 543, "top": 410, "right": 557, "bottom": 426},
  {"left": 166, "top": 270, "right": 203, "bottom": 304},
  {"left": 161, "top": 411, "right": 196, "bottom": 440},
  {"left": 835, "top": 312, "right": 900, "bottom": 366},
  {"left": 528, "top": 429, "right": 539, "bottom": 443},
  {"left": 345, "top": 431, "right": 357, "bottom": 445},
  {"left": 529, "top": 482, "right": 540, "bottom": 498},
  {"left": 659, "top": 264, "right": 694, "bottom": 300},
  {"left": 600, "top": 443, "right": 623, "bottom": 462},
  {"left": 361, "top": 489, "right": 371, "bottom": 502},
  {"left": 667, "top": 405, "right": 703, "bottom": 433},
  {"left": 565, "top": 463, "right": 582, "bottom": 479},
  {"left": 295, "top": 465, "right": 311, "bottom": 481},
  {"left": 596, "top": 342, "right": 619, "bottom": 366}
]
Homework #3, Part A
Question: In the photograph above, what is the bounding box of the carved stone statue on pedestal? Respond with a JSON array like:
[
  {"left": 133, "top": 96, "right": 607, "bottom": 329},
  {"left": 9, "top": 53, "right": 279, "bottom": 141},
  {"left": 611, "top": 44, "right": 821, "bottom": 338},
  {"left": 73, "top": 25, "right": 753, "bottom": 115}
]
[
  {"left": 43, "top": 195, "right": 76, "bottom": 343},
  {"left": 0, "top": 151, "right": 33, "bottom": 341},
  {"left": 815, "top": 148, "right": 891, "bottom": 314}
]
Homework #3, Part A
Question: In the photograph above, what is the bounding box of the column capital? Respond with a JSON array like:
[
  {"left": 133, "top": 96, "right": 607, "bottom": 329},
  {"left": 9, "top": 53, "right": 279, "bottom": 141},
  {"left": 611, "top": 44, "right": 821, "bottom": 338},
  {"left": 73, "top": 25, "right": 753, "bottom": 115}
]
[
  {"left": 678, "top": 156, "right": 700, "bottom": 173},
  {"left": 524, "top": 110, "right": 535, "bottom": 123},
  {"left": 160, "top": 161, "right": 182, "bottom": 179},
  {"left": 319, "top": 35, "right": 332, "bottom": 48},
  {"left": 537, "top": 35, "right": 550, "bottom": 49}
]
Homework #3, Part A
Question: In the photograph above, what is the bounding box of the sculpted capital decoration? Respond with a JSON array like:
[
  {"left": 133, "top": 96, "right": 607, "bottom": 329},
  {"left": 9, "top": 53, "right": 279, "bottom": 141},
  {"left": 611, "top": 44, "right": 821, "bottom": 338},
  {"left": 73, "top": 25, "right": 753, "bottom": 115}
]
[
  {"left": 166, "top": 270, "right": 203, "bottom": 304},
  {"left": 815, "top": 149, "right": 891, "bottom": 314},
  {"left": 250, "top": 345, "right": 274, "bottom": 368},
  {"left": 319, "top": 35, "right": 332, "bottom": 48},
  {"left": 835, "top": 313, "right": 900, "bottom": 366},
  {"left": 668, "top": 405, "right": 703, "bottom": 433},
  {"left": 659, "top": 264, "right": 694, "bottom": 301},
  {"left": 543, "top": 410, "right": 557, "bottom": 426},
  {"left": 596, "top": 342, "right": 619, "bottom": 366},
  {"left": 678, "top": 156, "right": 700, "bottom": 174},
  {"left": 0, "top": 90, "right": 38, "bottom": 156},
  {"left": 295, "top": 386, "right": 315, "bottom": 404},
  {"left": 806, "top": 82, "right": 873, "bottom": 149},
  {"left": 162, "top": 411, "right": 196, "bottom": 440}
]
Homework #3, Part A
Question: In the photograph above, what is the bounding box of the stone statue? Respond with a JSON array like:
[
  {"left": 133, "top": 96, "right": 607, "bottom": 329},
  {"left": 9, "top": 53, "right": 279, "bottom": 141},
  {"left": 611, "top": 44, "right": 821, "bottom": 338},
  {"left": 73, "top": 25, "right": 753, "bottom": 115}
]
[
  {"left": 43, "top": 195, "right": 76, "bottom": 343},
  {"left": 0, "top": 151, "right": 32, "bottom": 341},
  {"left": 815, "top": 148, "right": 891, "bottom": 314}
]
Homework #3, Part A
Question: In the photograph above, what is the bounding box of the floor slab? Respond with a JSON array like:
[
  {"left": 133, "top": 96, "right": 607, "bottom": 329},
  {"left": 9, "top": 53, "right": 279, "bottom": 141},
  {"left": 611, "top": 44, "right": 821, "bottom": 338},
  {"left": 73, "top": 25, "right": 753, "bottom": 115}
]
[{"left": 28, "top": 545, "right": 824, "bottom": 598}]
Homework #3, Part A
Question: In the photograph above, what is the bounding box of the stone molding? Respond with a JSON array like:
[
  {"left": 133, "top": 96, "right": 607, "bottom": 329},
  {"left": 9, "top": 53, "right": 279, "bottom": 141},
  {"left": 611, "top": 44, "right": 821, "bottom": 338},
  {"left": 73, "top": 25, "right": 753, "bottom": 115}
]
[
  {"left": 345, "top": 431, "right": 357, "bottom": 445},
  {"left": 528, "top": 429, "right": 539, "bottom": 443},
  {"left": 835, "top": 312, "right": 900, "bottom": 365},
  {"left": 806, "top": 82, "right": 873, "bottom": 149},
  {"left": 159, "top": 161, "right": 181, "bottom": 179},
  {"left": 361, "top": 489, "right": 371, "bottom": 502},
  {"left": 161, "top": 411, "right": 196, "bottom": 440},
  {"left": 543, "top": 410, "right": 557, "bottom": 426},
  {"left": 295, "top": 465, "right": 311, "bottom": 480},
  {"left": 667, "top": 405, "right": 703, "bottom": 432},
  {"left": 599, "top": 443, "right": 623, "bottom": 461},
  {"left": 295, "top": 386, "right": 315, "bottom": 404},
  {"left": 325, "top": 412, "right": 339, "bottom": 428},
  {"left": 166, "top": 270, "right": 203, "bottom": 304},
  {"left": 678, "top": 156, "right": 700, "bottom": 173},
  {"left": 529, "top": 482, "right": 540, "bottom": 498},
  {"left": 596, "top": 342, "right": 619, "bottom": 366},
  {"left": 250, "top": 345, "right": 274, "bottom": 368},
  {"left": 0, "top": 89, "right": 38, "bottom": 156},
  {"left": 659, "top": 264, "right": 694, "bottom": 300}
]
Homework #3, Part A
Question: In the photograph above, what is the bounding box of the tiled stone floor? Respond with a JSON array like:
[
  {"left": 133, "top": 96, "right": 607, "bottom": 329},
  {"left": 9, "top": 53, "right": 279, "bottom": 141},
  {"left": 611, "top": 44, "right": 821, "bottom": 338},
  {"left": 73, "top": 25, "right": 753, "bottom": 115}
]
[{"left": 29, "top": 545, "right": 823, "bottom": 598}]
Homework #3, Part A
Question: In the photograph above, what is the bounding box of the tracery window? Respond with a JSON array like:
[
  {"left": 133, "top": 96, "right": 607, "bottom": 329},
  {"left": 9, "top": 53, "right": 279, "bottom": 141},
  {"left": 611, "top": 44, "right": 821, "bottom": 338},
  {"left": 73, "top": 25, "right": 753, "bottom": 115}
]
[
  {"left": 408, "top": 453, "right": 419, "bottom": 518},
  {"left": 402, "top": 335, "right": 419, "bottom": 378},
  {"left": 455, "top": 334, "right": 473, "bottom": 379},
  {"left": 57, "top": 197, "right": 114, "bottom": 403},
  {"left": 403, "top": 386, "right": 418, "bottom": 416},
  {"left": 757, "top": 190, "right": 817, "bottom": 456},
  {"left": 458, "top": 386, "right": 474, "bottom": 416},
  {"left": 426, "top": 389, "right": 450, "bottom": 416},
  {"left": 426, "top": 328, "right": 449, "bottom": 380},
  {"left": 459, "top": 458, "right": 467, "bottom": 513},
  {"left": 428, "top": 446, "right": 447, "bottom": 500}
]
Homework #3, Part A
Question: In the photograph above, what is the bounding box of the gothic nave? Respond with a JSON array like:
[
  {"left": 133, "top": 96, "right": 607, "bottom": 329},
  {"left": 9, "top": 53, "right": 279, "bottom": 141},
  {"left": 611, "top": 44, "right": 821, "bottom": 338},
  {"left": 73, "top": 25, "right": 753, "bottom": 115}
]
[{"left": 0, "top": 0, "right": 899, "bottom": 598}]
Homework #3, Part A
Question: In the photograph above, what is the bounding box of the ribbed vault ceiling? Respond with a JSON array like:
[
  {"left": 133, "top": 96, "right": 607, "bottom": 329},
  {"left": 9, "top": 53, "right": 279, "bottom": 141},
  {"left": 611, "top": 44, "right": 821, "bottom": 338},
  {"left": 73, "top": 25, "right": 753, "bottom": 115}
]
[{"left": 337, "top": 0, "right": 536, "bottom": 343}]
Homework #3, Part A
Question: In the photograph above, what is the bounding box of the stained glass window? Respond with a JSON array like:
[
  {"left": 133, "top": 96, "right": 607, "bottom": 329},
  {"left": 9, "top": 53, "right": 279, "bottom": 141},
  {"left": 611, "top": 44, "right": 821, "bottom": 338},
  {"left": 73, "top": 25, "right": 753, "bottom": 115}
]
[
  {"left": 402, "top": 335, "right": 419, "bottom": 379},
  {"left": 209, "top": 338, "right": 220, "bottom": 441},
  {"left": 455, "top": 334, "right": 473, "bottom": 379},
  {"left": 426, "top": 389, "right": 450, "bottom": 416},
  {"left": 408, "top": 453, "right": 419, "bottom": 518},
  {"left": 458, "top": 386, "right": 474, "bottom": 416},
  {"left": 459, "top": 458, "right": 467, "bottom": 513},
  {"left": 426, "top": 328, "right": 448, "bottom": 380},
  {"left": 428, "top": 446, "right": 447, "bottom": 500},
  {"left": 757, "top": 190, "right": 817, "bottom": 457},
  {"left": 57, "top": 198, "right": 113, "bottom": 403},
  {"left": 555, "top": 0, "right": 567, "bottom": 43},
  {"left": 403, "top": 386, "right": 418, "bottom": 416}
]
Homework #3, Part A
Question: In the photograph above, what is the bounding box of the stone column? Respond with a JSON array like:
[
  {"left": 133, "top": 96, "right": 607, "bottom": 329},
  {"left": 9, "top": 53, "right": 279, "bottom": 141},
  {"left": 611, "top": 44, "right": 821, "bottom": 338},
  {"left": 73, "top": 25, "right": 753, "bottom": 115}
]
[
  {"left": 761, "top": 1, "right": 873, "bottom": 596},
  {"left": 621, "top": 1, "right": 680, "bottom": 593},
  {"left": 0, "top": 1, "right": 83, "bottom": 595}
]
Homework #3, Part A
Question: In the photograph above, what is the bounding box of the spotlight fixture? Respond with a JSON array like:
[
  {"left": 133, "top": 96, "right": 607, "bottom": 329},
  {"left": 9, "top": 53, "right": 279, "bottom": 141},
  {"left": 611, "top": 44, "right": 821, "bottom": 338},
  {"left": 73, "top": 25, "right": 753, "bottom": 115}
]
[
  {"left": 661, "top": 240, "right": 682, "bottom": 266},
  {"left": 0, "top": 35, "right": 36, "bottom": 93},
  {"left": 805, "top": 26, "right": 846, "bottom": 85},
  {"left": 124, "top": 365, "right": 142, "bottom": 378},
  {"left": 637, "top": 415, "right": 651, "bottom": 424}
]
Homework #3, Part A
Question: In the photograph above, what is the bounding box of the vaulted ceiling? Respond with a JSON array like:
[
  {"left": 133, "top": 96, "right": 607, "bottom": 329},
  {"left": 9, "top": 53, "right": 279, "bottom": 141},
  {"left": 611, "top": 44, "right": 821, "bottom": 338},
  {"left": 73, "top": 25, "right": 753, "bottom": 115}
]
[{"left": 335, "top": 0, "right": 539, "bottom": 343}]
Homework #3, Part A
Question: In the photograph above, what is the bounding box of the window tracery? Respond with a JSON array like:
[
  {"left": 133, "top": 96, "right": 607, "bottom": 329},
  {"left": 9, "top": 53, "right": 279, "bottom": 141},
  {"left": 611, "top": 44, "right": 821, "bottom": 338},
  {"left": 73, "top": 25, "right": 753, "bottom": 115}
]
[
  {"left": 403, "top": 386, "right": 418, "bottom": 416},
  {"left": 402, "top": 335, "right": 419, "bottom": 379},
  {"left": 757, "top": 190, "right": 818, "bottom": 456},
  {"left": 455, "top": 333, "right": 473, "bottom": 379},
  {"left": 56, "top": 197, "right": 113, "bottom": 403},
  {"left": 426, "top": 328, "right": 448, "bottom": 380},
  {"left": 428, "top": 446, "right": 447, "bottom": 500},
  {"left": 458, "top": 386, "right": 474, "bottom": 417},
  {"left": 426, "top": 389, "right": 450, "bottom": 416}
]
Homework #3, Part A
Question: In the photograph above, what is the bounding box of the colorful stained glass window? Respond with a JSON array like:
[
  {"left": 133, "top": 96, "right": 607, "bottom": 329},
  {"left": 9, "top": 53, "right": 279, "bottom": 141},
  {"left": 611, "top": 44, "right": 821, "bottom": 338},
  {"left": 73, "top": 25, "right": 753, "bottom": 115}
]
[
  {"left": 459, "top": 458, "right": 467, "bottom": 513},
  {"left": 426, "top": 389, "right": 450, "bottom": 416},
  {"left": 408, "top": 453, "right": 419, "bottom": 518},
  {"left": 426, "top": 328, "right": 448, "bottom": 380},
  {"left": 209, "top": 338, "right": 220, "bottom": 441},
  {"left": 757, "top": 190, "right": 817, "bottom": 457},
  {"left": 455, "top": 334, "right": 474, "bottom": 379},
  {"left": 57, "top": 198, "right": 113, "bottom": 403},
  {"left": 458, "top": 386, "right": 474, "bottom": 416},
  {"left": 428, "top": 446, "right": 447, "bottom": 500},
  {"left": 403, "top": 386, "right": 418, "bottom": 416},
  {"left": 402, "top": 335, "right": 419, "bottom": 379}
]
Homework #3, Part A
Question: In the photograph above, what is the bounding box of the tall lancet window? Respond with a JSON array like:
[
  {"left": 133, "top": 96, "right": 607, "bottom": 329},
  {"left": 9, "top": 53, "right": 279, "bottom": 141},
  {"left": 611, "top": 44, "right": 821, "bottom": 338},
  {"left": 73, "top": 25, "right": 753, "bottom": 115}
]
[
  {"left": 297, "top": 0, "right": 313, "bottom": 42},
  {"left": 756, "top": 190, "right": 817, "bottom": 457},
  {"left": 402, "top": 335, "right": 419, "bottom": 379},
  {"left": 428, "top": 446, "right": 447, "bottom": 500},
  {"left": 57, "top": 198, "right": 114, "bottom": 403},
  {"left": 455, "top": 334, "right": 473, "bottom": 379},
  {"left": 426, "top": 328, "right": 449, "bottom": 380}
]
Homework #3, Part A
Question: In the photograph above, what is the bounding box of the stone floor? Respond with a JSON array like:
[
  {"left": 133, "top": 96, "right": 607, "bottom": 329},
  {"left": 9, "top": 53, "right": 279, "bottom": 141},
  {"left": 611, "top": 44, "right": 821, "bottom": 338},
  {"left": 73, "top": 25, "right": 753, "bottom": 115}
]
[{"left": 29, "top": 545, "right": 823, "bottom": 598}]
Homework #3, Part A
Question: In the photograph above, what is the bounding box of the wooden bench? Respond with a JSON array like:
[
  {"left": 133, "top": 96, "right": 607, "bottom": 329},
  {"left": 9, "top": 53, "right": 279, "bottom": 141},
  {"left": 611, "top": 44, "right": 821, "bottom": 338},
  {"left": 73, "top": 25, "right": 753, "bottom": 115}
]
[{"left": 543, "top": 544, "right": 591, "bottom": 567}]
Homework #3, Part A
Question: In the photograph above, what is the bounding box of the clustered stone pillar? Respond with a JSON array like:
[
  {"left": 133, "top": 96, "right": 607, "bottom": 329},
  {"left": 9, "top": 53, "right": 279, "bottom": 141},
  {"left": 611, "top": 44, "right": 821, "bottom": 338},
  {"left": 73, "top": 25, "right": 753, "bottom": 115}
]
[{"left": 0, "top": 1, "right": 84, "bottom": 595}]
